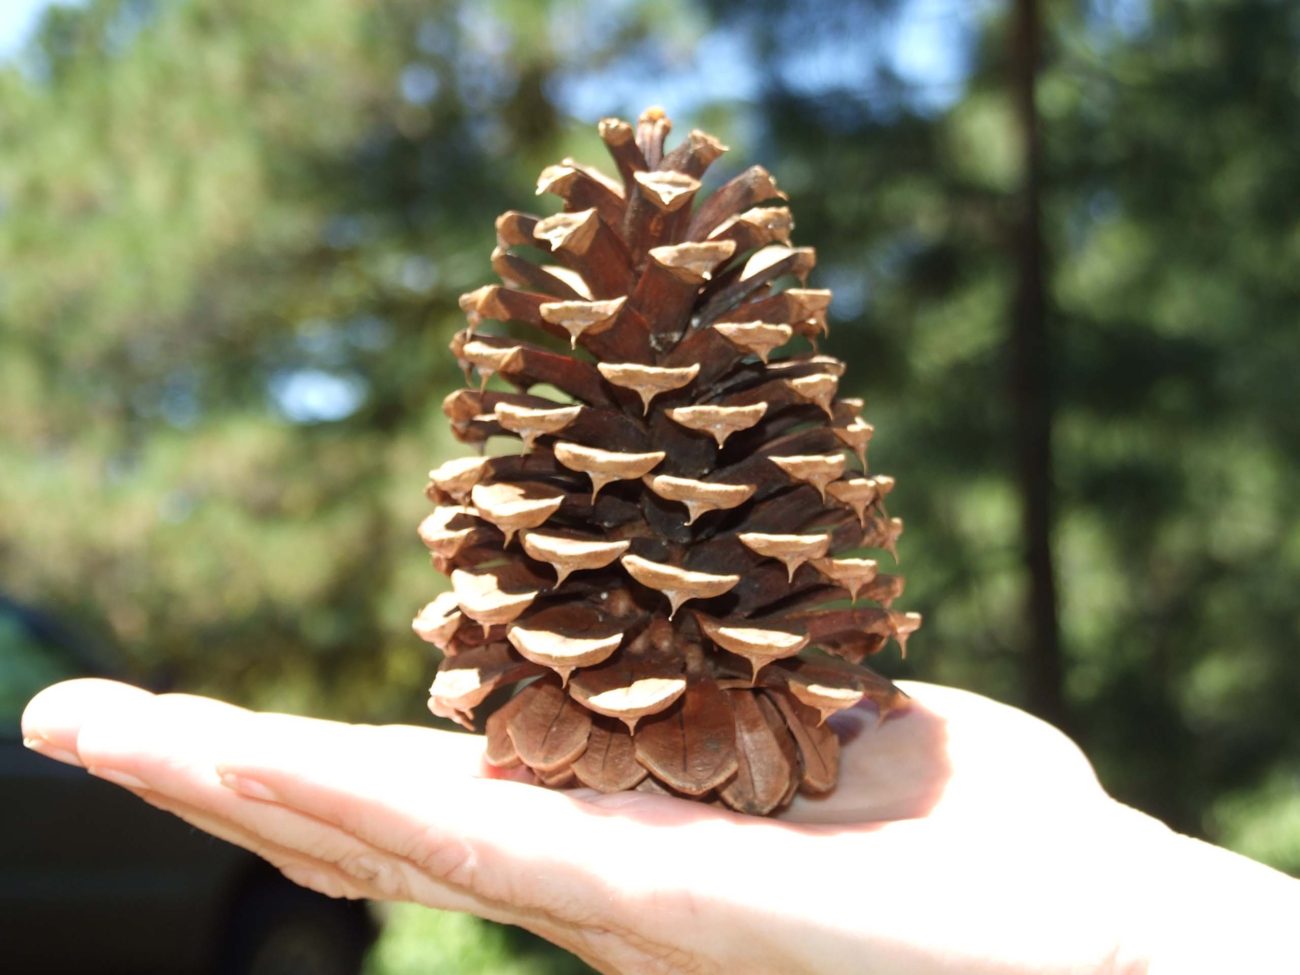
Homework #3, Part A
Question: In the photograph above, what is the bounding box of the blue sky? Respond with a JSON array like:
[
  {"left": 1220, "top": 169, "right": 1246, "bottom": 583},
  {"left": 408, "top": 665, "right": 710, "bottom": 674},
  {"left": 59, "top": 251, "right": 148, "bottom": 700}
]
[
  {"left": 2, "top": 0, "right": 981, "bottom": 107},
  {"left": 0, "top": 0, "right": 80, "bottom": 58},
  {"left": 552, "top": 0, "right": 986, "bottom": 121}
]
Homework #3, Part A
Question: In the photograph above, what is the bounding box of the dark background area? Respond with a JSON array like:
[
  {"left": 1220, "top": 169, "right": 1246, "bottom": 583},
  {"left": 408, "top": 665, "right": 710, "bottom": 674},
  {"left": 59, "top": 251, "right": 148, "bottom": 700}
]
[{"left": 2, "top": 0, "right": 1297, "bottom": 964}]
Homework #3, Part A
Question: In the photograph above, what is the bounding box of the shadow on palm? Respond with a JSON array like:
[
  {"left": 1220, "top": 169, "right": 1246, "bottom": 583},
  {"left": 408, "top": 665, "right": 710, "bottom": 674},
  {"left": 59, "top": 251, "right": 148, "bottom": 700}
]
[{"left": 560, "top": 681, "right": 1102, "bottom": 833}]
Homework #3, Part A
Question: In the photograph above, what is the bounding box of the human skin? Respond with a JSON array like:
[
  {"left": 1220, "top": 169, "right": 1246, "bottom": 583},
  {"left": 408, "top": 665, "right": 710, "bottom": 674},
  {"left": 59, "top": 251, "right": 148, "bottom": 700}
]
[{"left": 21, "top": 679, "right": 1300, "bottom": 974}]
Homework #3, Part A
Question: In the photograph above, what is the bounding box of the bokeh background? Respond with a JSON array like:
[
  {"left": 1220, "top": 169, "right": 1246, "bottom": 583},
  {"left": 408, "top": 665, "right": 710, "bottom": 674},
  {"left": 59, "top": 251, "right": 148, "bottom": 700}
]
[{"left": 2, "top": 0, "right": 1297, "bottom": 970}]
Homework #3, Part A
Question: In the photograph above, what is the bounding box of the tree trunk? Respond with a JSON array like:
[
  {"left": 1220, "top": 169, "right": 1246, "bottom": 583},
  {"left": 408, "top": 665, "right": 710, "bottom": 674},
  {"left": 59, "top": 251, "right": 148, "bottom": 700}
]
[{"left": 1010, "top": 0, "right": 1064, "bottom": 727}]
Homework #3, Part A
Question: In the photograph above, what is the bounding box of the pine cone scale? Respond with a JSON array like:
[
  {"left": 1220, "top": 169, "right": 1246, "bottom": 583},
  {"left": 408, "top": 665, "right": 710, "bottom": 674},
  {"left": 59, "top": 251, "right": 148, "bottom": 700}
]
[
  {"left": 634, "top": 681, "right": 739, "bottom": 796},
  {"left": 720, "top": 690, "right": 798, "bottom": 815},
  {"left": 572, "top": 717, "right": 646, "bottom": 792}
]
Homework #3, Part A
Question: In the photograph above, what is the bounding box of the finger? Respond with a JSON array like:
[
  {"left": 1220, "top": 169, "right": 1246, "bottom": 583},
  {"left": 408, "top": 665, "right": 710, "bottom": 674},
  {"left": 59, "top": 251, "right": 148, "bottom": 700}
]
[
  {"left": 22, "top": 679, "right": 155, "bottom": 766},
  {"left": 211, "top": 713, "right": 799, "bottom": 961},
  {"left": 49, "top": 681, "right": 641, "bottom": 926},
  {"left": 135, "top": 786, "right": 505, "bottom": 924},
  {"left": 24, "top": 679, "right": 461, "bottom": 902},
  {"left": 71, "top": 692, "right": 524, "bottom": 922},
  {"left": 215, "top": 751, "right": 778, "bottom": 973},
  {"left": 215, "top": 721, "right": 720, "bottom": 910},
  {"left": 53, "top": 681, "right": 490, "bottom": 781},
  {"left": 132, "top": 786, "right": 371, "bottom": 902},
  {"left": 71, "top": 691, "right": 738, "bottom": 967}
]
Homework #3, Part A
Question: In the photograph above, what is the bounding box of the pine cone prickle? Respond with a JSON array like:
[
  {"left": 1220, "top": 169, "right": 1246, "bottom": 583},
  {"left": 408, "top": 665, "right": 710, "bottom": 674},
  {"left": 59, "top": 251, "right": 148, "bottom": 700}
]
[{"left": 416, "top": 108, "right": 921, "bottom": 814}]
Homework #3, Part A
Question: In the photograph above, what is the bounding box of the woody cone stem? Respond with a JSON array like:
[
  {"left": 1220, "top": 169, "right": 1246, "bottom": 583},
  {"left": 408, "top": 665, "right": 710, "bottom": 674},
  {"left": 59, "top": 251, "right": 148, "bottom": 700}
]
[{"left": 416, "top": 109, "right": 921, "bottom": 814}]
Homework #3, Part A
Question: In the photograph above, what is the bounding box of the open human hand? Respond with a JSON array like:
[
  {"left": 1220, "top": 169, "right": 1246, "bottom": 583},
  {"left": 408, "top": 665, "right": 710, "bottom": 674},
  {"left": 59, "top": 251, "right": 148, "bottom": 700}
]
[{"left": 21, "top": 679, "right": 1300, "bottom": 974}]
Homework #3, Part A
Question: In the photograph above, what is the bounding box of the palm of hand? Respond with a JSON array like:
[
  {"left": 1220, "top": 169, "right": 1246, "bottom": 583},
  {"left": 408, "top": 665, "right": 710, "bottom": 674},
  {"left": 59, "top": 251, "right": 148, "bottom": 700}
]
[{"left": 24, "top": 680, "right": 1160, "bottom": 975}]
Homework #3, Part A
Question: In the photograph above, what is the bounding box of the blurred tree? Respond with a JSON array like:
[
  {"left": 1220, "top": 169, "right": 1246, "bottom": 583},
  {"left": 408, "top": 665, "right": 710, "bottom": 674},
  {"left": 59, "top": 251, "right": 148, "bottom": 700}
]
[
  {"left": 701, "top": 0, "right": 1300, "bottom": 860},
  {"left": 1044, "top": 0, "right": 1300, "bottom": 851},
  {"left": 1008, "top": 0, "right": 1063, "bottom": 730},
  {"left": 0, "top": 0, "right": 680, "bottom": 721}
]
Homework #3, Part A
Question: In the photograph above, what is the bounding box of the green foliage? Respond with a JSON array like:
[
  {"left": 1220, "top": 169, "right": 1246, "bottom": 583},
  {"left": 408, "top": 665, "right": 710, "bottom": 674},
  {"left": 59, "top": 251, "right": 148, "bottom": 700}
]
[
  {"left": 698, "top": 0, "right": 1300, "bottom": 858},
  {"left": 1, "top": 0, "right": 611, "bottom": 720},
  {"left": 1041, "top": 0, "right": 1300, "bottom": 844},
  {"left": 364, "top": 905, "right": 593, "bottom": 975}
]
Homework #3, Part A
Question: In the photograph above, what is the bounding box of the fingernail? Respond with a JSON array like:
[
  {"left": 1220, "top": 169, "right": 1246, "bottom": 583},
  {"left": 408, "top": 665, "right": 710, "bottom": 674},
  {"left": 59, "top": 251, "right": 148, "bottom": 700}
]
[
  {"left": 280, "top": 862, "right": 350, "bottom": 899},
  {"left": 218, "top": 771, "right": 279, "bottom": 803},
  {"left": 88, "top": 767, "right": 150, "bottom": 791},
  {"left": 23, "top": 735, "right": 83, "bottom": 768}
]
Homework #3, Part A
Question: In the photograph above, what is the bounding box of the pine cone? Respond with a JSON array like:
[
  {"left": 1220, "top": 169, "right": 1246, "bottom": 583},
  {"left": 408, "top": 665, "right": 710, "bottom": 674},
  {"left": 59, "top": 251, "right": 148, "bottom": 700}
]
[{"left": 416, "top": 108, "right": 921, "bottom": 815}]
